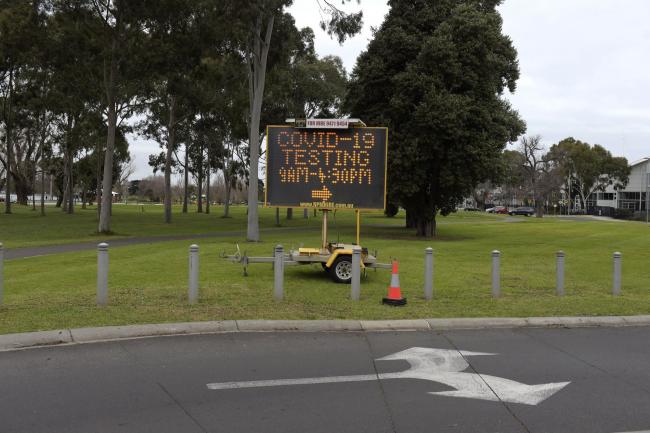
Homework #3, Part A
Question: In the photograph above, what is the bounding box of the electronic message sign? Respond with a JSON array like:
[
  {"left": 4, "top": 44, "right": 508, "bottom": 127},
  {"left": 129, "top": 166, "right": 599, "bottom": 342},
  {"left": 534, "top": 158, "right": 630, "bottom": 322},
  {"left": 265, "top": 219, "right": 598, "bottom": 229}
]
[{"left": 265, "top": 126, "right": 388, "bottom": 210}]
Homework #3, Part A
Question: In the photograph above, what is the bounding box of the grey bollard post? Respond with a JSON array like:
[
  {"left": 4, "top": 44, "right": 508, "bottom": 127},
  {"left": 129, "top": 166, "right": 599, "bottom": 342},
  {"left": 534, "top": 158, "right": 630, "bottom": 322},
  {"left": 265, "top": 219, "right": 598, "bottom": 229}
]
[
  {"left": 556, "top": 251, "right": 565, "bottom": 296},
  {"left": 97, "top": 243, "right": 109, "bottom": 306},
  {"left": 0, "top": 243, "right": 4, "bottom": 305},
  {"left": 613, "top": 252, "right": 622, "bottom": 296},
  {"left": 351, "top": 246, "right": 361, "bottom": 301},
  {"left": 274, "top": 245, "right": 284, "bottom": 301},
  {"left": 424, "top": 247, "right": 433, "bottom": 300},
  {"left": 491, "top": 250, "right": 501, "bottom": 298},
  {"left": 188, "top": 244, "right": 199, "bottom": 304}
]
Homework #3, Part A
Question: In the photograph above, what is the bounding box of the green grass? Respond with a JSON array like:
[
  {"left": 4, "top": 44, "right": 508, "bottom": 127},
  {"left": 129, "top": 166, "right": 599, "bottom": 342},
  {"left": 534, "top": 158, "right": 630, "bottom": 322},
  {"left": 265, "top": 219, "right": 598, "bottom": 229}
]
[
  {"left": 0, "top": 203, "right": 322, "bottom": 249},
  {"left": 1, "top": 206, "right": 650, "bottom": 334}
]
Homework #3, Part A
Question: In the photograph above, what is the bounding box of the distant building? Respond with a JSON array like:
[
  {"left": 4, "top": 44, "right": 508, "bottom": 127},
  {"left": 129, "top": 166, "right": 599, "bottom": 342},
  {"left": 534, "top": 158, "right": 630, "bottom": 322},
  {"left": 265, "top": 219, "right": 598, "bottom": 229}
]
[{"left": 595, "top": 157, "right": 650, "bottom": 212}]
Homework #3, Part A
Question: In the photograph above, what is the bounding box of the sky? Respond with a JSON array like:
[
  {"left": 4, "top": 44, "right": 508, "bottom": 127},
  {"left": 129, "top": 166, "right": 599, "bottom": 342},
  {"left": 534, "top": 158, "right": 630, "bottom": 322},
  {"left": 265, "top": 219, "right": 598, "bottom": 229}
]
[{"left": 130, "top": 0, "right": 650, "bottom": 179}]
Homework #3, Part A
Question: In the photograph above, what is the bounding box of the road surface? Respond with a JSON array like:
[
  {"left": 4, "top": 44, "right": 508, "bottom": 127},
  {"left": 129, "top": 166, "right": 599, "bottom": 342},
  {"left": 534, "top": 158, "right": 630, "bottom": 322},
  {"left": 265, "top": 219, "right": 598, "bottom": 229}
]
[{"left": 2, "top": 326, "right": 649, "bottom": 433}]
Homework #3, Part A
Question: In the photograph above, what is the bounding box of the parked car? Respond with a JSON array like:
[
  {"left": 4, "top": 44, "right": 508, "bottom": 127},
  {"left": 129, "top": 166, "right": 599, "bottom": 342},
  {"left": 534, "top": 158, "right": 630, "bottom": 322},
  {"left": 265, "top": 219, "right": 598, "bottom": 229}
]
[
  {"left": 508, "top": 206, "right": 535, "bottom": 216},
  {"left": 463, "top": 207, "right": 481, "bottom": 212},
  {"left": 486, "top": 206, "right": 508, "bottom": 214}
]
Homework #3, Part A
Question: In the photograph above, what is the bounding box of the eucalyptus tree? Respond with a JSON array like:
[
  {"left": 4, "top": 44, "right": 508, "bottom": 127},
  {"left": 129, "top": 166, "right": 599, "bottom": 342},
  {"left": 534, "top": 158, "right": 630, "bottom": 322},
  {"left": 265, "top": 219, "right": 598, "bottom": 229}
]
[
  {"left": 84, "top": 0, "right": 152, "bottom": 232},
  {"left": 75, "top": 123, "right": 129, "bottom": 208},
  {"left": 140, "top": 0, "right": 212, "bottom": 223},
  {"left": 548, "top": 137, "right": 629, "bottom": 212},
  {"left": 239, "top": 0, "right": 363, "bottom": 241},
  {"left": 6, "top": 83, "right": 53, "bottom": 206},
  {"left": 0, "top": 0, "right": 49, "bottom": 212},
  {"left": 47, "top": 2, "right": 105, "bottom": 213}
]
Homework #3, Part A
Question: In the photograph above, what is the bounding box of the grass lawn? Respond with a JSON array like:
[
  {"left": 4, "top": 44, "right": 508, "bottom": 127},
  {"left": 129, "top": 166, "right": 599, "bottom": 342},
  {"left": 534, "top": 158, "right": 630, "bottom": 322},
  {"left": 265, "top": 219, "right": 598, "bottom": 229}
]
[
  {"left": 1, "top": 205, "right": 650, "bottom": 334},
  {"left": 0, "top": 203, "right": 324, "bottom": 249}
]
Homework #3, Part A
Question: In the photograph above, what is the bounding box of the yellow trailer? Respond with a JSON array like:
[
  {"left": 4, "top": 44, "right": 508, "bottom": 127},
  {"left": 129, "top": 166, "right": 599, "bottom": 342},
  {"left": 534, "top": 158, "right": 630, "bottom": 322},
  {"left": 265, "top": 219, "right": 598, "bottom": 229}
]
[{"left": 224, "top": 210, "right": 391, "bottom": 284}]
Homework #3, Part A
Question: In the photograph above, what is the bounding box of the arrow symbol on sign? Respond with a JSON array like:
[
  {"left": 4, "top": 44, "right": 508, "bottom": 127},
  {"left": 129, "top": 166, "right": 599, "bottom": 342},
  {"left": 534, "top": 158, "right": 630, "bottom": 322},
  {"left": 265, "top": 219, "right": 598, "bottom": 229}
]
[
  {"left": 311, "top": 186, "right": 332, "bottom": 202},
  {"left": 206, "top": 347, "right": 570, "bottom": 405}
]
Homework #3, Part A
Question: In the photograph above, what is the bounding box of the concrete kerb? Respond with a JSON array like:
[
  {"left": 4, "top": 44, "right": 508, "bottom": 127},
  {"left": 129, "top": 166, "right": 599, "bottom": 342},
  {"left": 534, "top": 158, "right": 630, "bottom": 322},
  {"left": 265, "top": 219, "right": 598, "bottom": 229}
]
[
  {"left": 70, "top": 321, "right": 239, "bottom": 343},
  {"left": 236, "top": 320, "right": 363, "bottom": 332},
  {"left": 360, "top": 319, "right": 431, "bottom": 331},
  {"left": 2, "top": 315, "right": 650, "bottom": 352},
  {"left": 427, "top": 317, "right": 528, "bottom": 330},
  {"left": 0, "top": 329, "right": 73, "bottom": 351}
]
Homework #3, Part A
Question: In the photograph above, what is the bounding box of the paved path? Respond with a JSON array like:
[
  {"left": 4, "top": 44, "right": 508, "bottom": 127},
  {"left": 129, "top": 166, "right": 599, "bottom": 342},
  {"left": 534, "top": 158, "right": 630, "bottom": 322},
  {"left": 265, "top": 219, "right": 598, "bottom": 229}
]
[
  {"left": 2, "top": 327, "right": 650, "bottom": 433},
  {"left": 4, "top": 225, "right": 320, "bottom": 260}
]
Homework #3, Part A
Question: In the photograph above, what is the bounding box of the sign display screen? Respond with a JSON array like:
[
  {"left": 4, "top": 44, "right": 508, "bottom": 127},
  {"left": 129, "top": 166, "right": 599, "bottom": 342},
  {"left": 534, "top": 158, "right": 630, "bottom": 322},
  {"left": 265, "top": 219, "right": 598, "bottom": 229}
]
[{"left": 265, "top": 126, "right": 388, "bottom": 210}]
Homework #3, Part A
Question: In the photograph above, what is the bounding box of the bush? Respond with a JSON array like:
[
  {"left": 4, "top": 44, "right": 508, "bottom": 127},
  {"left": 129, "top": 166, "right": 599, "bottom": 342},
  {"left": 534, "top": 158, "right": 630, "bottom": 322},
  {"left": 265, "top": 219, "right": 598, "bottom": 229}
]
[
  {"left": 613, "top": 208, "right": 634, "bottom": 220},
  {"left": 384, "top": 202, "right": 399, "bottom": 217}
]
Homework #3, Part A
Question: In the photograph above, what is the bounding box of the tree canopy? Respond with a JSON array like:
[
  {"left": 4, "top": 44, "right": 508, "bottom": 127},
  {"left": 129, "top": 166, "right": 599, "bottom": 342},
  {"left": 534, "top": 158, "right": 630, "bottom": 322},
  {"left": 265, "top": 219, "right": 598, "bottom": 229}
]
[
  {"left": 346, "top": 0, "right": 525, "bottom": 236},
  {"left": 548, "top": 137, "right": 630, "bottom": 211}
]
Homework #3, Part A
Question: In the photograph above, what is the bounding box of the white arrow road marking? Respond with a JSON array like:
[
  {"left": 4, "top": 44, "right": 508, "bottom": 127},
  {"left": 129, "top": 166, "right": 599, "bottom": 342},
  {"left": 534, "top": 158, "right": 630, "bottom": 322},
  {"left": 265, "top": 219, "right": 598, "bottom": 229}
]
[
  {"left": 207, "top": 374, "right": 379, "bottom": 390},
  {"left": 206, "top": 347, "right": 570, "bottom": 406}
]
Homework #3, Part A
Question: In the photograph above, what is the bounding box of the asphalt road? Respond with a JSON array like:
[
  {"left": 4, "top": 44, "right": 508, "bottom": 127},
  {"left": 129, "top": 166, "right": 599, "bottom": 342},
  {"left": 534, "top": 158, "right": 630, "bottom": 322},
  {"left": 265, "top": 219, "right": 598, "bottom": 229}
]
[{"left": 2, "top": 327, "right": 650, "bottom": 433}]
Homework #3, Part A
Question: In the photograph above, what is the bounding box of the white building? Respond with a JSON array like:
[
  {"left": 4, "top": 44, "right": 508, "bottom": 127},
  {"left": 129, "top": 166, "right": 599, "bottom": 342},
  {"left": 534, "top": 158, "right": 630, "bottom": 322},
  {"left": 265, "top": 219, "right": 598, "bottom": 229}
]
[{"left": 595, "top": 157, "right": 650, "bottom": 212}]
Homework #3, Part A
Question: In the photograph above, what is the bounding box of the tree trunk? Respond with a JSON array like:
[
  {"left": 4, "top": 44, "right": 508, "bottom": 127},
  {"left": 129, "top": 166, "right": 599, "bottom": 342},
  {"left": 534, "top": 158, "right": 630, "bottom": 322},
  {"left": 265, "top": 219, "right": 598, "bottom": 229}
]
[
  {"left": 96, "top": 134, "right": 102, "bottom": 218},
  {"left": 98, "top": 35, "right": 118, "bottom": 234},
  {"left": 164, "top": 94, "right": 176, "bottom": 224},
  {"left": 4, "top": 70, "right": 13, "bottom": 214},
  {"left": 577, "top": 189, "right": 587, "bottom": 212},
  {"left": 14, "top": 178, "right": 30, "bottom": 206},
  {"left": 81, "top": 186, "right": 87, "bottom": 210},
  {"left": 182, "top": 145, "right": 189, "bottom": 213},
  {"left": 415, "top": 214, "right": 436, "bottom": 238},
  {"left": 205, "top": 165, "right": 210, "bottom": 215},
  {"left": 31, "top": 163, "right": 37, "bottom": 211},
  {"left": 40, "top": 168, "right": 45, "bottom": 216},
  {"left": 535, "top": 199, "right": 544, "bottom": 218},
  {"left": 61, "top": 150, "right": 69, "bottom": 212},
  {"left": 246, "top": 14, "right": 275, "bottom": 242},
  {"left": 405, "top": 209, "right": 416, "bottom": 229},
  {"left": 197, "top": 144, "right": 204, "bottom": 213},
  {"left": 286, "top": 208, "right": 292, "bottom": 220},
  {"left": 223, "top": 179, "right": 231, "bottom": 218},
  {"left": 67, "top": 154, "right": 74, "bottom": 214}
]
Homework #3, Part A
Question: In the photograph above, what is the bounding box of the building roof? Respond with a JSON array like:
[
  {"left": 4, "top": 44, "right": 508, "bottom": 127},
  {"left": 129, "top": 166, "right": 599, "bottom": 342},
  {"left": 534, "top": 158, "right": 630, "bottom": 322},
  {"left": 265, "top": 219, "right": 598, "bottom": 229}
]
[{"left": 629, "top": 157, "right": 650, "bottom": 167}]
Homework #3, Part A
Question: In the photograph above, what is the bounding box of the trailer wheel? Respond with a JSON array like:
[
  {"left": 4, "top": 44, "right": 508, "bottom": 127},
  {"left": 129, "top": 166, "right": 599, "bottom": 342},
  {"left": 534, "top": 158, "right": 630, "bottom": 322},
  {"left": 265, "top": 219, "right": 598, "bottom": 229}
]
[{"left": 330, "top": 256, "right": 352, "bottom": 284}]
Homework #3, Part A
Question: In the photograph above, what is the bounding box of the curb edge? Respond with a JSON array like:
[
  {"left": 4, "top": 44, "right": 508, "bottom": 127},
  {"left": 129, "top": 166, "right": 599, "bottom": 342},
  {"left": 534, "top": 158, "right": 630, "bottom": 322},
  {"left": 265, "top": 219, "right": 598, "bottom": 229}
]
[{"left": 1, "top": 315, "right": 649, "bottom": 352}]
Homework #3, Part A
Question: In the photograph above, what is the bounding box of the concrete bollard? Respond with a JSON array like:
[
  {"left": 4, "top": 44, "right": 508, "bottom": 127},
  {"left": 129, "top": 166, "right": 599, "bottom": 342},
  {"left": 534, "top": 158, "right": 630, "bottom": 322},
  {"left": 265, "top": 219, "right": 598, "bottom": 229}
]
[
  {"left": 0, "top": 243, "right": 4, "bottom": 305},
  {"left": 351, "top": 246, "right": 361, "bottom": 301},
  {"left": 613, "top": 252, "right": 622, "bottom": 296},
  {"left": 189, "top": 244, "right": 199, "bottom": 304},
  {"left": 491, "top": 250, "right": 501, "bottom": 298},
  {"left": 556, "top": 251, "right": 565, "bottom": 296},
  {"left": 274, "top": 245, "right": 284, "bottom": 301},
  {"left": 97, "top": 243, "right": 109, "bottom": 306},
  {"left": 424, "top": 247, "right": 433, "bottom": 300}
]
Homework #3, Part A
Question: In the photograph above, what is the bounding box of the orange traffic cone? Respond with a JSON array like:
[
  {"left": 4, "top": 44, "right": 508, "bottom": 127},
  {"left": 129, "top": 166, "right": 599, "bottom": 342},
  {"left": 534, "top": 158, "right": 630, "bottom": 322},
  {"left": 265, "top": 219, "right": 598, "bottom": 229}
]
[{"left": 383, "top": 260, "right": 407, "bottom": 306}]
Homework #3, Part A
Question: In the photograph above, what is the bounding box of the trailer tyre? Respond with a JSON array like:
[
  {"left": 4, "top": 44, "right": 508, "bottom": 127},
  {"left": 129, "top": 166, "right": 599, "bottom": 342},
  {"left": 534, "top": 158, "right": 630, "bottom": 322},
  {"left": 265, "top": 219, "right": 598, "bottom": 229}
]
[{"left": 330, "top": 256, "right": 352, "bottom": 284}]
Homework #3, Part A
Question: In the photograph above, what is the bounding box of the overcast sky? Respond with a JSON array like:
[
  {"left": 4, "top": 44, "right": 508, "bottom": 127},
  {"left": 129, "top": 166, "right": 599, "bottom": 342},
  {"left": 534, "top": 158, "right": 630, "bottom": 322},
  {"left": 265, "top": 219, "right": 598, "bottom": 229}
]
[{"left": 131, "top": 0, "right": 650, "bottom": 178}]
